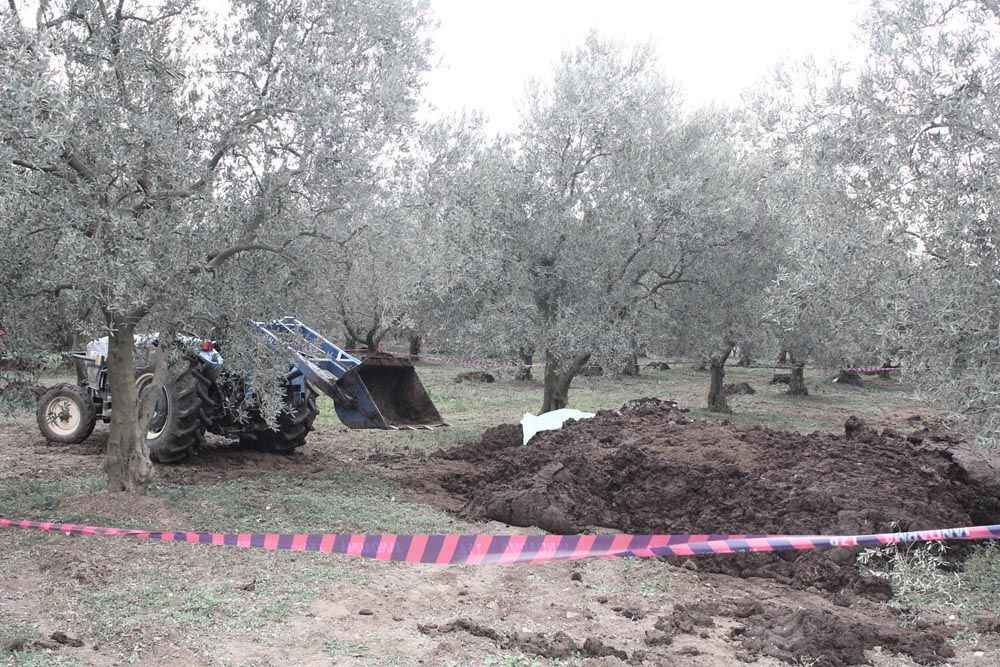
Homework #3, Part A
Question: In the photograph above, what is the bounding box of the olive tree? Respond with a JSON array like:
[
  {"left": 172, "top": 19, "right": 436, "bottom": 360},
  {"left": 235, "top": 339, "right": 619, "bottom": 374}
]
[
  {"left": 0, "top": 0, "right": 429, "bottom": 492},
  {"left": 657, "top": 143, "right": 787, "bottom": 413},
  {"left": 746, "top": 60, "right": 912, "bottom": 396},
  {"left": 415, "top": 37, "right": 685, "bottom": 411},
  {"left": 752, "top": 0, "right": 1000, "bottom": 428},
  {"left": 416, "top": 36, "right": 788, "bottom": 412},
  {"left": 847, "top": 0, "right": 1000, "bottom": 443}
]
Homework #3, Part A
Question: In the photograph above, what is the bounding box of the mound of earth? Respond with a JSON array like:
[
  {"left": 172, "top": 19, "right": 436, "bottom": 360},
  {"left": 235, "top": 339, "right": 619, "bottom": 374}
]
[
  {"left": 439, "top": 408, "right": 998, "bottom": 593},
  {"left": 453, "top": 371, "right": 495, "bottom": 384},
  {"left": 722, "top": 382, "right": 755, "bottom": 396},
  {"left": 833, "top": 369, "right": 865, "bottom": 387},
  {"left": 619, "top": 397, "right": 689, "bottom": 421},
  {"left": 437, "top": 422, "right": 523, "bottom": 461}
]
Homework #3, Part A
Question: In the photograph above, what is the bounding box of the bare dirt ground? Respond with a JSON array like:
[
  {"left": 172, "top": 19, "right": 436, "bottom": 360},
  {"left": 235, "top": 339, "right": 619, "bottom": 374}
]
[{"left": 2, "top": 363, "right": 999, "bottom": 666}]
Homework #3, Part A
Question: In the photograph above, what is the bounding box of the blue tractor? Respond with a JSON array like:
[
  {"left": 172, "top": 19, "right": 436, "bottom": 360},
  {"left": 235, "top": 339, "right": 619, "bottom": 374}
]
[{"left": 35, "top": 317, "right": 445, "bottom": 462}]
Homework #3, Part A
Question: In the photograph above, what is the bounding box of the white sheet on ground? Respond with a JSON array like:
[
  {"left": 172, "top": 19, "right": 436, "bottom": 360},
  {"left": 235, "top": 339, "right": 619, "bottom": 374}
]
[{"left": 520, "top": 408, "right": 596, "bottom": 445}]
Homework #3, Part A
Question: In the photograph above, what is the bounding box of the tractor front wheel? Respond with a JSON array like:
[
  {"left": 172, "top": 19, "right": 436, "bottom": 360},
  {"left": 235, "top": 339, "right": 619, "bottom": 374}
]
[
  {"left": 36, "top": 384, "right": 96, "bottom": 444},
  {"left": 239, "top": 389, "right": 318, "bottom": 453}
]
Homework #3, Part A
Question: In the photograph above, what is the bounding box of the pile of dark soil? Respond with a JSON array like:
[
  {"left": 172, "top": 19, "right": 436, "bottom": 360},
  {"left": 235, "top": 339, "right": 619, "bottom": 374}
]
[
  {"left": 453, "top": 371, "right": 496, "bottom": 384},
  {"left": 722, "top": 382, "right": 755, "bottom": 396},
  {"left": 439, "top": 407, "right": 998, "bottom": 592},
  {"left": 619, "top": 397, "right": 689, "bottom": 421},
  {"left": 419, "top": 620, "right": 629, "bottom": 661},
  {"left": 0, "top": 379, "right": 46, "bottom": 405},
  {"left": 833, "top": 369, "right": 865, "bottom": 387},
  {"left": 661, "top": 599, "right": 954, "bottom": 666}
]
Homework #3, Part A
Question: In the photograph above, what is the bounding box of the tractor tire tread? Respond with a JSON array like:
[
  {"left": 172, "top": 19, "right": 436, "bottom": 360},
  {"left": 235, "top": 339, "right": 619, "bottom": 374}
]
[
  {"left": 238, "top": 390, "right": 318, "bottom": 454},
  {"left": 145, "top": 358, "right": 207, "bottom": 464}
]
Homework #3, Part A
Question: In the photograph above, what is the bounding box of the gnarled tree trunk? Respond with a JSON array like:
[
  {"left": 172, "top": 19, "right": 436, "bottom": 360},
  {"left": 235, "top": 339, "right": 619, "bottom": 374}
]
[
  {"left": 515, "top": 347, "right": 533, "bottom": 381},
  {"left": 364, "top": 330, "right": 381, "bottom": 354},
  {"left": 344, "top": 329, "right": 360, "bottom": 349},
  {"left": 408, "top": 334, "right": 422, "bottom": 358},
  {"left": 707, "top": 345, "right": 733, "bottom": 413},
  {"left": 541, "top": 351, "right": 591, "bottom": 413},
  {"left": 622, "top": 353, "right": 640, "bottom": 376},
  {"left": 104, "top": 320, "right": 154, "bottom": 493},
  {"left": 69, "top": 332, "right": 88, "bottom": 383},
  {"left": 788, "top": 358, "right": 808, "bottom": 396}
]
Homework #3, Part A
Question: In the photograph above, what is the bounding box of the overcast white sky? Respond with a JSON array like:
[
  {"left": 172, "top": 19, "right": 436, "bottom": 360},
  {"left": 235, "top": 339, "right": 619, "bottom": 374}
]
[{"left": 420, "top": 0, "right": 866, "bottom": 131}]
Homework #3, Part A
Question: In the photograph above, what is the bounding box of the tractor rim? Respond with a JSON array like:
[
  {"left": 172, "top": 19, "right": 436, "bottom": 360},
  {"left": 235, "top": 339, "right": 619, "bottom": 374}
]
[
  {"left": 136, "top": 373, "right": 169, "bottom": 440},
  {"left": 44, "top": 396, "right": 82, "bottom": 436}
]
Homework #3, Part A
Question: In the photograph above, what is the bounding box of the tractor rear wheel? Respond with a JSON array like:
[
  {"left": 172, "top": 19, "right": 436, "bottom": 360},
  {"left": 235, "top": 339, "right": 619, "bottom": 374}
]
[
  {"left": 36, "top": 384, "right": 96, "bottom": 444},
  {"left": 239, "top": 388, "right": 318, "bottom": 453},
  {"left": 136, "top": 358, "right": 209, "bottom": 463}
]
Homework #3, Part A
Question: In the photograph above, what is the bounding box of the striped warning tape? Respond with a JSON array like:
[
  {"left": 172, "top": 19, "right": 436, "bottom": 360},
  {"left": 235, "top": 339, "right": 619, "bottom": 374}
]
[
  {"left": 352, "top": 351, "right": 902, "bottom": 375},
  {"left": 848, "top": 366, "right": 902, "bottom": 374},
  {"left": 1, "top": 517, "right": 997, "bottom": 564},
  {"left": 350, "top": 349, "right": 527, "bottom": 369}
]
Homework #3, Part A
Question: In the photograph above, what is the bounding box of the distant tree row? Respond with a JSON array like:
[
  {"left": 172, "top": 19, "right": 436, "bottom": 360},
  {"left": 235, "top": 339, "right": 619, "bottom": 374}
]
[{"left": 398, "top": 0, "right": 999, "bottom": 444}]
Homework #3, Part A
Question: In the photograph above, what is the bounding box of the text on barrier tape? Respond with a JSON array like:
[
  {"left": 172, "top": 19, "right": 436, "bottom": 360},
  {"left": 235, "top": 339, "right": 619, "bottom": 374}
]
[{"left": 2, "top": 517, "right": 997, "bottom": 564}]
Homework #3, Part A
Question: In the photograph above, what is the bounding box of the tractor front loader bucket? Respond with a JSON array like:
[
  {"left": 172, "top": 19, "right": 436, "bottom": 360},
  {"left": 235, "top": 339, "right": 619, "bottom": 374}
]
[
  {"left": 253, "top": 317, "right": 447, "bottom": 431},
  {"left": 334, "top": 355, "right": 444, "bottom": 430}
]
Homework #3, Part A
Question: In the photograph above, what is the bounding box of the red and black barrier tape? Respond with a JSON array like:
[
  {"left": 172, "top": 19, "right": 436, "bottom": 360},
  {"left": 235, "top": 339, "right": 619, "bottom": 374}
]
[
  {"left": 352, "top": 350, "right": 904, "bottom": 375},
  {"left": 2, "top": 517, "right": 997, "bottom": 564}
]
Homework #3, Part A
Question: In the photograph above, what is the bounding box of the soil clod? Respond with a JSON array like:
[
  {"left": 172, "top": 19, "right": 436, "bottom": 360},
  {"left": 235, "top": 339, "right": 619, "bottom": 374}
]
[
  {"left": 834, "top": 370, "right": 865, "bottom": 387},
  {"left": 722, "top": 382, "right": 755, "bottom": 397},
  {"left": 50, "top": 632, "right": 83, "bottom": 647},
  {"left": 453, "top": 371, "right": 495, "bottom": 384},
  {"left": 419, "top": 619, "right": 630, "bottom": 661}
]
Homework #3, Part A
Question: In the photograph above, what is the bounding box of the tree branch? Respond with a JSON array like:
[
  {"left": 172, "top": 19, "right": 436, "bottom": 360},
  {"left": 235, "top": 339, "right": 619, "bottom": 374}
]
[
  {"left": 62, "top": 148, "right": 96, "bottom": 182},
  {"left": 204, "top": 243, "right": 293, "bottom": 272},
  {"left": 341, "top": 304, "right": 368, "bottom": 345},
  {"left": 142, "top": 109, "right": 271, "bottom": 202},
  {"left": 24, "top": 282, "right": 77, "bottom": 298}
]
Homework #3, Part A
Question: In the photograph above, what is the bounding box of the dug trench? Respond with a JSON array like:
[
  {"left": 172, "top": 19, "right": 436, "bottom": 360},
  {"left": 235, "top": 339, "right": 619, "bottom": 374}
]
[{"left": 396, "top": 398, "right": 1000, "bottom": 666}]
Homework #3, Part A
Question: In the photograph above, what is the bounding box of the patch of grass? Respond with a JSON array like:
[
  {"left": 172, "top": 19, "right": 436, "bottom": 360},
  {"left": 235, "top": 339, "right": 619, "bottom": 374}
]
[
  {"left": 858, "top": 541, "right": 959, "bottom": 607},
  {"left": 0, "top": 618, "right": 85, "bottom": 667},
  {"left": 0, "top": 476, "right": 105, "bottom": 518},
  {"left": 66, "top": 545, "right": 335, "bottom": 660},
  {"left": 157, "top": 465, "right": 468, "bottom": 534},
  {"left": 35, "top": 460, "right": 480, "bottom": 662},
  {"left": 0, "top": 621, "right": 35, "bottom": 654},
  {"left": 322, "top": 639, "right": 370, "bottom": 659},
  {"left": 3, "top": 654, "right": 86, "bottom": 667},
  {"left": 482, "top": 653, "right": 544, "bottom": 667},
  {"left": 960, "top": 542, "right": 1000, "bottom": 620},
  {"left": 858, "top": 540, "right": 1000, "bottom": 634},
  {"left": 624, "top": 559, "right": 674, "bottom": 598}
]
